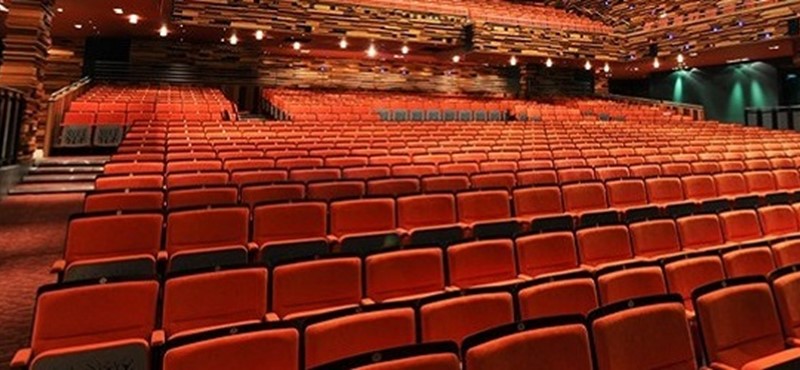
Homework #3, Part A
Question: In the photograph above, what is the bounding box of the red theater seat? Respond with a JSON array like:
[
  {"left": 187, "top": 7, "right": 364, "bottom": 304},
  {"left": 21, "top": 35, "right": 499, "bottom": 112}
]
[
  {"left": 517, "top": 271, "right": 599, "bottom": 319},
  {"left": 515, "top": 232, "right": 581, "bottom": 277},
  {"left": 330, "top": 198, "right": 402, "bottom": 254},
  {"left": 365, "top": 248, "right": 446, "bottom": 303},
  {"left": 165, "top": 207, "right": 251, "bottom": 273},
  {"left": 271, "top": 257, "right": 362, "bottom": 320},
  {"left": 447, "top": 239, "right": 525, "bottom": 289},
  {"left": 419, "top": 291, "right": 515, "bottom": 347}
]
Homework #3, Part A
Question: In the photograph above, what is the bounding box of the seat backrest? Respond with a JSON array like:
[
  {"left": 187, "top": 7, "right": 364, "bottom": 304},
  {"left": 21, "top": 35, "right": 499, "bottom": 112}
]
[
  {"left": 313, "top": 343, "right": 460, "bottom": 370},
  {"left": 606, "top": 179, "right": 647, "bottom": 208},
  {"left": 95, "top": 175, "right": 164, "bottom": 191},
  {"left": 682, "top": 175, "right": 718, "bottom": 200},
  {"left": 84, "top": 191, "right": 164, "bottom": 213},
  {"left": 163, "top": 268, "right": 268, "bottom": 338},
  {"left": 163, "top": 327, "right": 300, "bottom": 370},
  {"left": 596, "top": 265, "right": 667, "bottom": 305},
  {"left": 165, "top": 207, "right": 249, "bottom": 254},
  {"left": 562, "top": 182, "right": 607, "bottom": 214},
  {"left": 241, "top": 183, "right": 305, "bottom": 207},
  {"left": 253, "top": 202, "right": 327, "bottom": 245},
  {"left": 330, "top": 198, "right": 396, "bottom": 237},
  {"left": 30, "top": 280, "right": 159, "bottom": 355},
  {"left": 664, "top": 255, "right": 725, "bottom": 311},
  {"left": 576, "top": 225, "right": 633, "bottom": 267},
  {"left": 167, "top": 186, "right": 238, "bottom": 210},
  {"left": 713, "top": 173, "right": 748, "bottom": 196},
  {"left": 661, "top": 162, "right": 692, "bottom": 176},
  {"left": 645, "top": 177, "right": 686, "bottom": 204},
  {"left": 456, "top": 190, "right": 511, "bottom": 224},
  {"left": 695, "top": 280, "right": 786, "bottom": 368},
  {"left": 463, "top": 318, "right": 593, "bottom": 370},
  {"left": 744, "top": 171, "right": 777, "bottom": 193},
  {"left": 367, "top": 178, "right": 421, "bottom": 197},
  {"left": 447, "top": 239, "right": 518, "bottom": 289},
  {"left": 513, "top": 186, "right": 563, "bottom": 219},
  {"left": 304, "top": 307, "right": 417, "bottom": 369},
  {"left": 470, "top": 172, "right": 516, "bottom": 191},
  {"left": 590, "top": 298, "right": 695, "bottom": 370},
  {"left": 419, "top": 292, "right": 514, "bottom": 347},
  {"left": 397, "top": 194, "right": 457, "bottom": 230},
  {"left": 421, "top": 175, "right": 471, "bottom": 193},
  {"left": 774, "top": 169, "right": 800, "bottom": 190},
  {"left": 771, "top": 269, "right": 800, "bottom": 341},
  {"left": 629, "top": 219, "right": 681, "bottom": 258},
  {"left": 365, "top": 248, "right": 445, "bottom": 303},
  {"left": 515, "top": 232, "right": 579, "bottom": 277},
  {"left": 557, "top": 168, "right": 595, "bottom": 184},
  {"left": 677, "top": 214, "right": 725, "bottom": 250},
  {"left": 307, "top": 181, "right": 366, "bottom": 202},
  {"left": 65, "top": 214, "right": 163, "bottom": 264},
  {"left": 758, "top": 205, "right": 799, "bottom": 237},
  {"left": 517, "top": 273, "right": 598, "bottom": 320},
  {"left": 272, "top": 257, "right": 362, "bottom": 319},
  {"left": 719, "top": 210, "right": 764, "bottom": 243},
  {"left": 721, "top": 247, "right": 775, "bottom": 278}
]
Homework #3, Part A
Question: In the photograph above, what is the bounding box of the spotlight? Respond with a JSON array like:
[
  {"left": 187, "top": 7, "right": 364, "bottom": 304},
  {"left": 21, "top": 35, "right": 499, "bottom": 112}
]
[
  {"left": 113, "top": 8, "right": 124, "bottom": 15},
  {"left": 584, "top": 60, "right": 592, "bottom": 71},
  {"left": 401, "top": 45, "right": 409, "bottom": 55},
  {"left": 653, "top": 57, "right": 660, "bottom": 69},
  {"left": 367, "top": 44, "right": 377, "bottom": 58},
  {"left": 129, "top": 14, "right": 139, "bottom": 24},
  {"left": 74, "top": 24, "right": 83, "bottom": 29},
  {"left": 452, "top": 55, "right": 461, "bottom": 63},
  {"left": 159, "top": 25, "right": 168, "bottom": 37},
  {"left": 339, "top": 38, "right": 348, "bottom": 49},
  {"left": 293, "top": 41, "right": 302, "bottom": 50},
  {"left": 509, "top": 56, "right": 518, "bottom": 66},
  {"left": 603, "top": 62, "right": 611, "bottom": 73},
  {"left": 677, "top": 54, "right": 685, "bottom": 64},
  {"left": 255, "top": 30, "right": 264, "bottom": 41},
  {"left": 545, "top": 58, "right": 554, "bottom": 68},
  {"left": 229, "top": 34, "right": 238, "bottom": 45}
]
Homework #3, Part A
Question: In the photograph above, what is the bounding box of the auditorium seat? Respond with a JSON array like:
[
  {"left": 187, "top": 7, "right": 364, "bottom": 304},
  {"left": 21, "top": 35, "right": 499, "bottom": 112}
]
[
  {"left": 516, "top": 271, "right": 599, "bottom": 319},
  {"left": 645, "top": 177, "right": 695, "bottom": 217},
  {"left": 629, "top": 219, "right": 683, "bottom": 258},
  {"left": 677, "top": 214, "right": 730, "bottom": 251},
  {"left": 162, "top": 324, "right": 300, "bottom": 370},
  {"left": 343, "top": 166, "right": 392, "bottom": 181},
  {"left": 663, "top": 253, "right": 726, "bottom": 313},
  {"left": 165, "top": 207, "right": 251, "bottom": 273},
  {"left": 589, "top": 295, "right": 696, "bottom": 370},
  {"left": 54, "top": 213, "right": 163, "bottom": 282},
  {"left": 462, "top": 316, "right": 593, "bottom": 370},
  {"left": 303, "top": 306, "right": 417, "bottom": 369},
  {"left": 397, "top": 194, "right": 465, "bottom": 247},
  {"left": 252, "top": 202, "right": 330, "bottom": 266},
  {"left": 11, "top": 280, "right": 159, "bottom": 370},
  {"left": 241, "top": 183, "right": 305, "bottom": 207},
  {"left": 562, "top": 182, "right": 617, "bottom": 226},
  {"left": 447, "top": 239, "right": 525, "bottom": 289},
  {"left": 421, "top": 175, "right": 471, "bottom": 193},
  {"left": 515, "top": 231, "right": 582, "bottom": 277},
  {"left": 456, "top": 190, "right": 520, "bottom": 239},
  {"left": 271, "top": 257, "right": 362, "bottom": 320},
  {"left": 575, "top": 225, "right": 636, "bottom": 268},
  {"left": 166, "top": 186, "right": 238, "bottom": 210},
  {"left": 595, "top": 262, "right": 668, "bottom": 305},
  {"left": 307, "top": 181, "right": 366, "bottom": 201},
  {"left": 162, "top": 268, "right": 268, "bottom": 339},
  {"left": 693, "top": 278, "right": 800, "bottom": 369},
  {"left": 513, "top": 186, "right": 571, "bottom": 231},
  {"left": 309, "top": 342, "right": 460, "bottom": 370},
  {"left": 166, "top": 171, "right": 229, "bottom": 189},
  {"left": 721, "top": 246, "right": 776, "bottom": 278},
  {"left": 367, "top": 178, "right": 421, "bottom": 197},
  {"left": 104, "top": 162, "right": 164, "bottom": 175},
  {"left": 418, "top": 291, "right": 514, "bottom": 347},
  {"left": 757, "top": 205, "right": 800, "bottom": 241},
  {"left": 230, "top": 169, "right": 288, "bottom": 186},
  {"left": 770, "top": 266, "right": 800, "bottom": 346},
  {"left": 330, "top": 198, "right": 402, "bottom": 254},
  {"left": 719, "top": 209, "right": 771, "bottom": 246},
  {"left": 84, "top": 190, "right": 164, "bottom": 213},
  {"left": 365, "top": 248, "right": 446, "bottom": 303},
  {"left": 606, "top": 179, "right": 658, "bottom": 222}
]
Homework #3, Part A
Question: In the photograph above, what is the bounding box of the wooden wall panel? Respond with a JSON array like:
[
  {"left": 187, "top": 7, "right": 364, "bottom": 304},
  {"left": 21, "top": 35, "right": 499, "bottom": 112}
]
[{"left": 44, "top": 37, "right": 84, "bottom": 92}]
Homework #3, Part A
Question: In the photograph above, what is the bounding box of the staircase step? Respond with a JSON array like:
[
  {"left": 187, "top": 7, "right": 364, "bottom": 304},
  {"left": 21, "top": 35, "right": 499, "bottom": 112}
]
[
  {"left": 22, "top": 174, "right": 98, "bottom": 183},
  {"left": 35, "top": 156, "right": 109, "bottom": 167},
  {"left": 28, "top": 166, "right": 104, "bottom": 175},
  {"left": 9, "top": 182, "right": 94, "bottom": 195}
]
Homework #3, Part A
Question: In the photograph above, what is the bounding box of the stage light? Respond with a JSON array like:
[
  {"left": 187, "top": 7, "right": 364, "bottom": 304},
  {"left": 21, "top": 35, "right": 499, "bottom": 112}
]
[
  {"left": 452, "top": 55, "right": 461, "bottom": 63},
  {"left": 677, "top": 54, "right": 685, "bottom": 64},
  {"left": 129, "top": 14, "right": 139, "bottom": 24},
  {"left": 509, "top": 56, "right": 518, "bottom": 66},
  {"left": 545, "top": 58, "right": 554, "bottom": 68},
  {"left": 401, "top": 45, "right": 409, "bottom": 55},
  {"left": 584, "top": 60, "right": 592, "bottom": 70},
  {"left": 653, "top": 57, "right": 661, "bottom": 69},
  {"left": 367, "top": 44, "right": 377, "bottom": 58},
  {"left": 603, "top": 62, "right": 611, "bottom": 73},
  {"left": 229, "top": 34, "right": 238, "bottom": 45},
  {"left": 113, "top": 8, "right": 124, "bottom": 15},
  {"left": 159, "top": 25, "right": 168, "bottom": 37},
  {"left": 339, "top": 38, "right": 348, "bottom": 49},
  {"left": 293, "top": 41, "right": 302, "bottom": 50},
  {"left": 255, "top": 30, "right": 264, "bottom": 41}
]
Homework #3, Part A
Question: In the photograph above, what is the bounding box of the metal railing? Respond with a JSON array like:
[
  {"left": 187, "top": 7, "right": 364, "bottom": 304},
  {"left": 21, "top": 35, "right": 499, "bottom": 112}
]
[
  {"left": 44, "top": 77, "right": 92, "bottom": 156},
  {"left": 604, "top": 94, "right": 706, "bottom": 121},
  {"left": 0, "top": 86, "right": 26, "bottom": 166},
  {"left": 744, "top": 106, "right": 800, "bottom": 131}
]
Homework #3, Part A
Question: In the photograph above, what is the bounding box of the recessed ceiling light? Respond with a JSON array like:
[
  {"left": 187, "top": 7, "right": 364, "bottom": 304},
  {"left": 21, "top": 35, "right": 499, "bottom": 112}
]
[
  {"left": 74, "top": 24, "right": 83, "bottom": 29},
  {"left": 159, "top": 25, "right": 168, "bottom": 37},
  {"left": 367, "top": 44, "right": 377, "bottom": 58},
  {"left": 584, "top": 60, "right": 592, "bottom": 70},
  {"left": 113, "top": 8, "right": 123, "bottom": 15},
  {"left": 0, "top": 4, "right": 7, "bottom": 12},
  {"left": 229, "top": 34, "right": 238, "bottom": 45},
  {"left": 401, "top": 45, "right": 409, "bottom": 55},
  {"left": 293, "top": 41, "right": 302, "bottom": 50},
  {"left": 56, "top": 7, "right": 64, "bottom": 13},
  {"left": 339, "top": 38, "right": 348, "bottom": 49},
  {"left": 545, "top": 58, "right": 554, "bottom": 68},
  {"left": 603, "top": 62, "right": 611, "bottom": 73},
  {"left": 509, "top": 55, "right": 518, "bottom": 66},
  {"left": 452, "top": 55, "right": 461, "bottom": 63},
  {"left": 255, "top": 30, "right": 264, "bottom": 41},
  {"left": 128, "top": 14, "right": 139, "bottom": 24}
]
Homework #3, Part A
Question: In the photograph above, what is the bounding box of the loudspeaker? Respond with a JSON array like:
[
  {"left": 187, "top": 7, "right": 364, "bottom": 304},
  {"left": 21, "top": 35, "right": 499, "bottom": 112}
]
[
  {"left": 789, "top": 18, "right": 799, "bottom": 36},
  {"left": 648, "top": 44, "right": 659, "bottom": 57}
]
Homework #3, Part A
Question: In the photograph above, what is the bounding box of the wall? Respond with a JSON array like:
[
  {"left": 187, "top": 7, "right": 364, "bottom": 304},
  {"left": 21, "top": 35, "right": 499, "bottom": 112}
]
[
  {"left": 44, "top": 37, "right": 84, "bottom": 92},
  {"left": 614, "top": 61, "right": 780, "bottom": 123}
]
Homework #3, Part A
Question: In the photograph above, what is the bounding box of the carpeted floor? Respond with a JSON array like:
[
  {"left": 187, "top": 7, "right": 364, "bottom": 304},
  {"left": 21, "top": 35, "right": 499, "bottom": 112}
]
[{"left": 0, "top": 194, "right": 84, "bottom": 370}]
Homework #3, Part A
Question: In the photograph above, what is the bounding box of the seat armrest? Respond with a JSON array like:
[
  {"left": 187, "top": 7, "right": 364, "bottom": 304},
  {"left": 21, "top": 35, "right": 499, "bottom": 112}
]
[
  {"left": 150, "top": 330, "right": 165, "bottom": 347},
  {"left": 788, "top": 337, "right": 800, "bottom": 347},
  {"left": 264, "top": 313, "right": 280, "bottom": 322},
  {"left": 246, "top": 242, "right": 260, "bottom": 252},
  {"left": 326, "top": 235, "right": 339, "bottom": 245},
  {"left": 445, "top": 286, "right": 460, "bottom": 292},
  {"left": 50, "top": 259, "right": 66, "bottom": 274},
  {"left": 157, "top": 251, "right": 168, "bottom": 262},
  {"left": 11, "top": 348, "right": 31, "bottom": 369},
  {"left": 518, "top": 274, "right": 533, "bottom": 281},
  {"left": 709, "top": 362, "right": 737, "bottom": 370},
  {"left": 361, "top": 298, "right": 375, "bottom": 306}
]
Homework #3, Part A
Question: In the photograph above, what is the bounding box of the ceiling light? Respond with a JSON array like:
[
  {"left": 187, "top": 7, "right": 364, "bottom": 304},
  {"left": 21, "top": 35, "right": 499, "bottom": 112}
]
[
  {"left": 255, "top": 30, "right": 264, "bottom": 41},
  {"left": 339, "top": 38, "right": 348, "bottom": 49},
  {"left": 452, "top": 55, "right": 461, "bottom": 63},
  {"left": 367, "top": 44, "right": 377, "bottom": 58},
  {"left": 545, "top": 58, "right": 554, "bottom": 68},
  {"left": 113, "top": 8, "right": 123, "bottom": 15},
  {"left": 293, "top": 41, "right": 302, "bottom": 50},
  {"left": 229, "top": 34, "right": 238, "bottom": 45},
  {"left": 584, "top": 60, "right": 592, "bottom": 71},
  {"left": 653, "top": 57, "right": 660, "bottom": 69},
  {"left": 0, "top": 4, "right": 7, "bottom": 12},
  {"left": 401, "top": 45, "right": 409, "bottom": 55},
  {"left": 74, "top": 24, "right": 83, "bottom": 29},
  {"left": 57, "top": 7, "right": 64, "bottom": 13},
  {"left": 159, "top": 25, "right": 168, "bottom": 37},
  {"left": 509, "top": 56, "right": 518, "bottom": 66},
  {"left": 677, "top": 54, "right": 685, "bottom": 64},
  {"left": 128, "top": 14, "right": 139, "bottom": 24},
  {"left": 603, "top": 62, "right": 611, "bottom": 73}
]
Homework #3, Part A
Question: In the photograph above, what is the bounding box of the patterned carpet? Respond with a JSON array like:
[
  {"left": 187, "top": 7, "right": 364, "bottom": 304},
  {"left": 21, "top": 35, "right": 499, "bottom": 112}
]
[{"left": 0, "top": 194, "right": 84, "bottom": 369}]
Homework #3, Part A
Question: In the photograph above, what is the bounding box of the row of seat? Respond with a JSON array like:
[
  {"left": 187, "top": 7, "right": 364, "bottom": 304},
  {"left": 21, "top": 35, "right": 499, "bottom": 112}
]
[{"left": 15, "top": 271, "right": 800, "bottom": 369}]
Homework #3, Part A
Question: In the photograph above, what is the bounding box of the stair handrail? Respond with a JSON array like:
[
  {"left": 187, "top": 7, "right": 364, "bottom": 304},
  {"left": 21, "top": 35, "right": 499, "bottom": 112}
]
[{"left": 44, "top": 77, "right": 92, "bottom": 156}]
